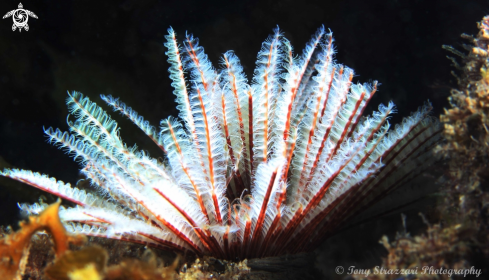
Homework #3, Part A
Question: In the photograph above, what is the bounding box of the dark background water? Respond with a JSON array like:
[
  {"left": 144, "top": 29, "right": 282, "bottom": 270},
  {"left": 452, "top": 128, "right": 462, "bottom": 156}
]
[{"left": 0, "top": 0, "right": 486, "bottom": 277}]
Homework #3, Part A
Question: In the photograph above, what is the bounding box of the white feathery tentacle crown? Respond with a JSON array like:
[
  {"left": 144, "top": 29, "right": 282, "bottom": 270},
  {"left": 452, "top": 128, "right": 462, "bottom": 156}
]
[{"left": 1, "top": 26, "right": 441, "bottom": 259}]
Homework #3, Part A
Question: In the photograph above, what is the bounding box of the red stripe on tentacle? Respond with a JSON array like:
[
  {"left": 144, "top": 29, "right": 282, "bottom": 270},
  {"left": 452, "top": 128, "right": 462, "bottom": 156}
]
[
  {"left": 241, "top": 217, "right": 252, "bottom": 259},
  {"left": 185, "top": 37, "right": 209, "bottom": 91},
  {"left": 247, "top": 90, "right": 254, "bottom": 176},
  {"left": 319, "top": 68, "right": 336, "bottom": 120},
  {"left": 166, "top": 121, "right": 211, "bottom": 223},
  {"left": 197, "top": 88, "right": 222, "bottom": 224},
  {"left": 223, "top": 54, "right": 251, "bottom": 183},
  {"left": 196, "top": 87, "right": 223, "bottom": 225},
  {"left": 257, "top": 182, "right": 287, "bottom": 257},
  {"left": 250, "top": 167, "right": 279, "bottom": 250},
  {"left": 262, "top": 41, "right": 274, "bottom": 163},
  {"left": 282, "top": 70, "right": 300, "bottom": 145},
  {"left": 329, "top": 90, "right": 365, "bottom": 160},
  {"left": 346, "top": 82, "right": 378, "bottom": 139},
  {"left": 270, "top": 205, "right": 303, "bottom": 256},
  {"left": 3, "top": 176, "right": 84, "bottom": 207},
  {"left": 221, "top": 93, "right": 246, "bottom": 197}
]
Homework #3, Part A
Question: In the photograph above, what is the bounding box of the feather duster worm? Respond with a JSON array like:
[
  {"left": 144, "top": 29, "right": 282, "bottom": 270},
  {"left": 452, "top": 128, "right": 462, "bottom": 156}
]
[{"left": 1, "top": 26, "right": 441, "bottom": 260}]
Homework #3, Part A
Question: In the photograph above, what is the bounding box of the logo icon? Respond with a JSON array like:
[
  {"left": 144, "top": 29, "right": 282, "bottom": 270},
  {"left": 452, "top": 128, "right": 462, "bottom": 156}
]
[{"left": 3, "top": 3, "right": 38, "bottom": 32}]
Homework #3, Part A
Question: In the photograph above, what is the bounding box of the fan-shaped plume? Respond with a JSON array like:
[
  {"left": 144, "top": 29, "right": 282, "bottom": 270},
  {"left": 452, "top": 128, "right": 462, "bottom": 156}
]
[{"left": 1, "top": 26, "right": 441, "bottom": 259}]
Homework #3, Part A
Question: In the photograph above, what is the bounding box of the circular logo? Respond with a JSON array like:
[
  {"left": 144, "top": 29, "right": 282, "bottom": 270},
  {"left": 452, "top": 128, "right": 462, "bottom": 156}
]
[
  {"left": 13, "top": 9, "right": 27, "bottom": 25},
  {"left": 336, "top": 266, "right": 344, "bottom": 274}
]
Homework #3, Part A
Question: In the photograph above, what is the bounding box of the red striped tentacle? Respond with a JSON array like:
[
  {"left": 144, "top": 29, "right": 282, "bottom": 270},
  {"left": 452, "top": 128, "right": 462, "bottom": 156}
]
[
  {"left": 221, "top": 93, "right": 246, "bottom": 197},
  {"left": 251, "top": 29, "right": 282, "bottom": 170},
  {"left": 165, "top": 31, "right": 216, "bottom": 235},
  {"left": 165, "top": 120, "right": 211, "bottom": 222},
  {"left": 196, "top": 87, "right": 223, "bottom": 225},
  {"left": 258, "top": 182, "right": 287, "bottom": 257},
  {"left": 346, "top": 82, "right": 378, "bottom": 139},
  {"left": 247, "top": 90, "right": 254, "bottom": 176},
  {"left": 329, "top": 90, "right": 365, "bottom": 159},
  {"left": 249, "top": 166, "right": 280, "bottom": 250},
  {"left": 269, "top": 204, "right": 303, "bottom": 256},
  {"left": 325, "top": 71, "right": 355, "bottom": 162},
  {"left": 223, "top": 52, "right": 251, "bottom": 185},
  {"left": 184, "top": 35, "right": 211, "bottom": 91}
]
